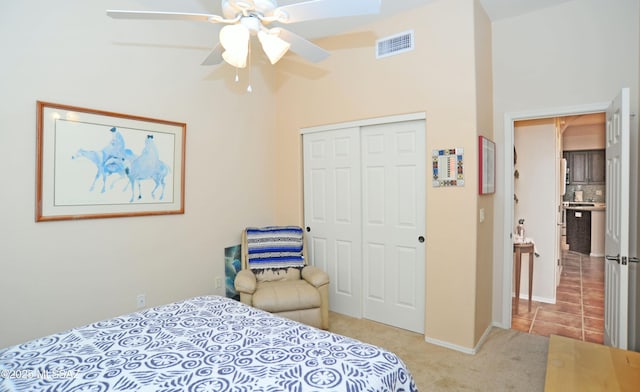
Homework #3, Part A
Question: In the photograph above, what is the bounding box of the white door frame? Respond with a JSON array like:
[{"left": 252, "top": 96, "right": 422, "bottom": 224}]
[{"left": 501, "top": 102, "right": 609, "bottom": 328}]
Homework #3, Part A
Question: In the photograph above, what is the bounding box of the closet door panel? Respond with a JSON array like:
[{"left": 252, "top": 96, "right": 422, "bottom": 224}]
[
  {"left": 361, "top": 120, "right": 425, "bottom": 334},
  {"left": 303, "top": 128, "right": 362, "bottom": 318},
  {"left": 335, "top": 239, "right": 354, "bottom": 295},
  {"left": 365, "top": 242, "right": 386, "bottom": 301},
  {"left": 365, "top": 167, "right": 386, "bottom": 224},
  {"left": 396, "top": 246, "right": 418, "bottom": 307}
]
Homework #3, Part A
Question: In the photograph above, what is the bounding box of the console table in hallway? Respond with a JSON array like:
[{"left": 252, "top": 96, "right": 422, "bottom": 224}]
[{"left": 514, "top": 242, "right": 535, "bottom": 312}]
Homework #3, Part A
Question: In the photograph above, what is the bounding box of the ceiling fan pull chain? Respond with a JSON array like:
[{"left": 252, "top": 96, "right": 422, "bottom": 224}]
[{"left": 247, "top": 43, "right": 253, "bottom": 93}]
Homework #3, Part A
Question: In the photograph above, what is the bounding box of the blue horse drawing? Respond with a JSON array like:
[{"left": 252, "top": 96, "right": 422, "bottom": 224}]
[
  {"left": 72, "top": 128, "right": 135, "bottom": 193},
  {"left": 126, "top": 134, "right": 169, "bottom": 202},
  {"left": 73, "top": 128, "right": 169, "bottom": 202}
]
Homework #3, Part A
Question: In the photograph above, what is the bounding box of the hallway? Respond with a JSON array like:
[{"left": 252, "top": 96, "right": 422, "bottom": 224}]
[{"left": 511, "top": 251, "right": 605, "bottom": 343}]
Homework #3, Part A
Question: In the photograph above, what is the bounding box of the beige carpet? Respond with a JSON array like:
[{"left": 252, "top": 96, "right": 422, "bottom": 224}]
[{"left": 329, "top": 312, "right": 549, "bottom": 391}]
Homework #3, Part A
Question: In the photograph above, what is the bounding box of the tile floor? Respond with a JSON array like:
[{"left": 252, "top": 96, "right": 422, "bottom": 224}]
[{"left": 511, "top": 251, "right": 605, "bottom": 344}]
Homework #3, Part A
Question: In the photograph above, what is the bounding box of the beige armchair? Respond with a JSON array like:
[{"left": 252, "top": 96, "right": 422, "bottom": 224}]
[{"left": 234, "top": 226, "right": 330, "bottom": 330}]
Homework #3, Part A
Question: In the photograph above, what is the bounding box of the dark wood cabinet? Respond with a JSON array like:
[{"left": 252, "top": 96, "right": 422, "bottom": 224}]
[
  {"left": 564, "top": 149, "right": 605, "bottom": 185},
  {"left": 569, "top": 151, "right": 588, "bottom": 184},
  {"left": 588, "top": 150, "right": 605, "bottom": 184},
  {"left": 566, "top": 209, "right": 591, "bottom": 254}
]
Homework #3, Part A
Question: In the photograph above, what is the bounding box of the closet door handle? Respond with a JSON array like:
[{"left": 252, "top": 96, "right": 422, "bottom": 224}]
[
  {"left": 306, "top": 227, "right": 311, "bottom": 232},
  {"left": 418, "top": 236, "right": 425, "bottom": 243}
]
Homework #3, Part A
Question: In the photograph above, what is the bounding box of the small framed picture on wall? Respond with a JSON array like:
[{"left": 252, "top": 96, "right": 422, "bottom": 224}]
[{"left": 479, "top": 135, "right": 495, "bottom": 195}]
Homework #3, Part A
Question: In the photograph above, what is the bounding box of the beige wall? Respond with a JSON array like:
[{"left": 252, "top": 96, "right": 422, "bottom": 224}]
[
  {"left": 473, "top": 0, "right": 495, "bottom": 345},
  {"left": 274, "top": 0, "right": 493, "bottom": 349},
  {"left": 492, "top": 0, "right": 640, "bottom": 326},
  {"left": 0, "top": 0, "right": 280, "bottom": 348}
]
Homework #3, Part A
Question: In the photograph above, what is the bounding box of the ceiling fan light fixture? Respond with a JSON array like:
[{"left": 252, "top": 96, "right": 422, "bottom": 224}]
[
  {"left": 258, "top": 30, "right": 291, "bottom": 64},
  {"left": 220, "top": 24, "right": 250, "bottom": 68},
  {"left": 222, "top": 49, "right": 248, "bottom": 68}
]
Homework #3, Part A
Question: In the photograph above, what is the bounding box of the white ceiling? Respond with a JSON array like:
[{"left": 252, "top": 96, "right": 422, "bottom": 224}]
[
  {"left": 272, "top": 0, "right": 574, "bottom": 22},
  {"left": 269, "top": 0, "right": 576, "bottom": 38},
  {"left": 477, "top": 0, "right": 574, "bottom": 22},
  {"left": 114, "top": 0, "right": 576, "bottom": 39}
]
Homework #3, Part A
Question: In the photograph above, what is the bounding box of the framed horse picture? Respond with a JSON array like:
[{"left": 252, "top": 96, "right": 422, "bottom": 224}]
[{"left": 36, "top": 101, "right": 186, "bottom": 221}]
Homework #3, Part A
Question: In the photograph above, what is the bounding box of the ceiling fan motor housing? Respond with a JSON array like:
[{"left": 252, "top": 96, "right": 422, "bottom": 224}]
[
  {"left": 240, "top": 16, "right": 262, "bottom": 34},
  {"left": 222, "top": 0, "right": 278, "bottom": 19}
]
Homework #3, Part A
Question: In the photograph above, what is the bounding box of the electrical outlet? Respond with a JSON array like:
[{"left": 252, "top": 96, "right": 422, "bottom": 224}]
[
  {"left": 136, "top": 294, "right": 146, "bottom": 309},
  {"left": 215, "top": 277, "right": 223, "bottom": 289}
]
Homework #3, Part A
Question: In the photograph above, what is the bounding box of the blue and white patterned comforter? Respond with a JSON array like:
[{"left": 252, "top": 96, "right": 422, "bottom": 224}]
[{"left": 0, "top": 296, "right": 417, "bottom": 391}]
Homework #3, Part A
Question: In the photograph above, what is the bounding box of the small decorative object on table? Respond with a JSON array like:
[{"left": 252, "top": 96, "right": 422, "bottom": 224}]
[{"left": 516, "top": 219, "right": 525, "bottom": 238}]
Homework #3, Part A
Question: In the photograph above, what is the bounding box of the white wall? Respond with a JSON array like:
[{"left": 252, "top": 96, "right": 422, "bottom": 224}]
[
  {"left": 514, "top": 120, "right": 558, "bottom": 304},
  {"left": 492, "top": 0, "right": 640, "bottom": 326},
  {"left": 0, "top": 0, "right": 280, "bottom": 348}
]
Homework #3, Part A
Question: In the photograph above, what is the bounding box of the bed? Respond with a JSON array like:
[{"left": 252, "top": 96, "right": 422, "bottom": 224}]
[{"left": 0, "top": 295, "right": 417, "bottom": 391}]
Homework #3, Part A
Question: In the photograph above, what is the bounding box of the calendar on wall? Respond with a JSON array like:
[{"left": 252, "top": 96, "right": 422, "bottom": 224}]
[{"left": 432, "top": 148, "right": 464, "bottom": 187}]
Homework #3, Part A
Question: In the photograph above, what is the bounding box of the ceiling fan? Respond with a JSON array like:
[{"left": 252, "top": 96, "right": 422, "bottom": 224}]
[{"left": 107, "top": 0, "right": 382, "bottom": 69}]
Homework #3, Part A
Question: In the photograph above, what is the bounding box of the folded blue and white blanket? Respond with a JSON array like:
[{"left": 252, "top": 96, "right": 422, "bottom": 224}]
[{"left": 246, "top": 226, "right": 305, "bottom": 269}]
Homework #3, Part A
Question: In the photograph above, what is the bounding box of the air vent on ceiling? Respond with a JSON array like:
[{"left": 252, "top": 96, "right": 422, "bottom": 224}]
[{"left": 376, "top": 30, "right": 414, "bottom": 59}]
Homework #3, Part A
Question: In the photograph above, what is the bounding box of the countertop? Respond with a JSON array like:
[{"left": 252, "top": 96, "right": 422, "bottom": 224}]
[{"left": 563, "top": 202, "right": 606, "bottom": 211}]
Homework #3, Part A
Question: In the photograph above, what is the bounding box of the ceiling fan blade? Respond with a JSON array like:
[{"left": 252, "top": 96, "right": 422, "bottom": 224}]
[
  {"left": 228, "top": 0, "right": 256, "bottom": 11},
  {"left": 273, "top": 0, "right": 381, "bottom": 24},
  {"left": 106, "top": 10, "right": 223, "bottom": 23},
  {"left": 201, "top": 43, "right": 224, "bottom": 65},
  {"left": 275, "top": 28, "right": 329, "bottom": 63}
]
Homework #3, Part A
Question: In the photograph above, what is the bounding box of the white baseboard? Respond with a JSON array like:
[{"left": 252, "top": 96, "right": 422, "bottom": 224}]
[
  {"left": 472, "top": 324, "right": 494, "bottom": 353},
  {"left": 513, "top": 293, "right": 555, "bottom": 304},
  {"left": 493, "top": 319, "right": 510, "bottom": 329},
  {"left": 425, "top": 324, "right": 494, "bottom": 355}
]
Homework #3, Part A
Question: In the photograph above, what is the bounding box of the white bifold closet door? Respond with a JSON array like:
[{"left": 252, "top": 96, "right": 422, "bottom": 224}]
[{"left": 303, "top": 119, "right": 425, "bottom": 333}]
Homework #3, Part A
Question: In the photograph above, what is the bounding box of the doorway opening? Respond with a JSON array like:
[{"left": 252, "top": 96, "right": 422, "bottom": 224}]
[
  {"left": 501, "top": 102, "right": 609, "bottom": 345},
  {"left": 511, "top": 113, "right": 605, "bottom": 344}
]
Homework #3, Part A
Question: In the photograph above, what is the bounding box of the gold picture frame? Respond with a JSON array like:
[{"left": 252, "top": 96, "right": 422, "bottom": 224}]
[{"left": 36, "top": 101, "right": 186, "bottom": 221}]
